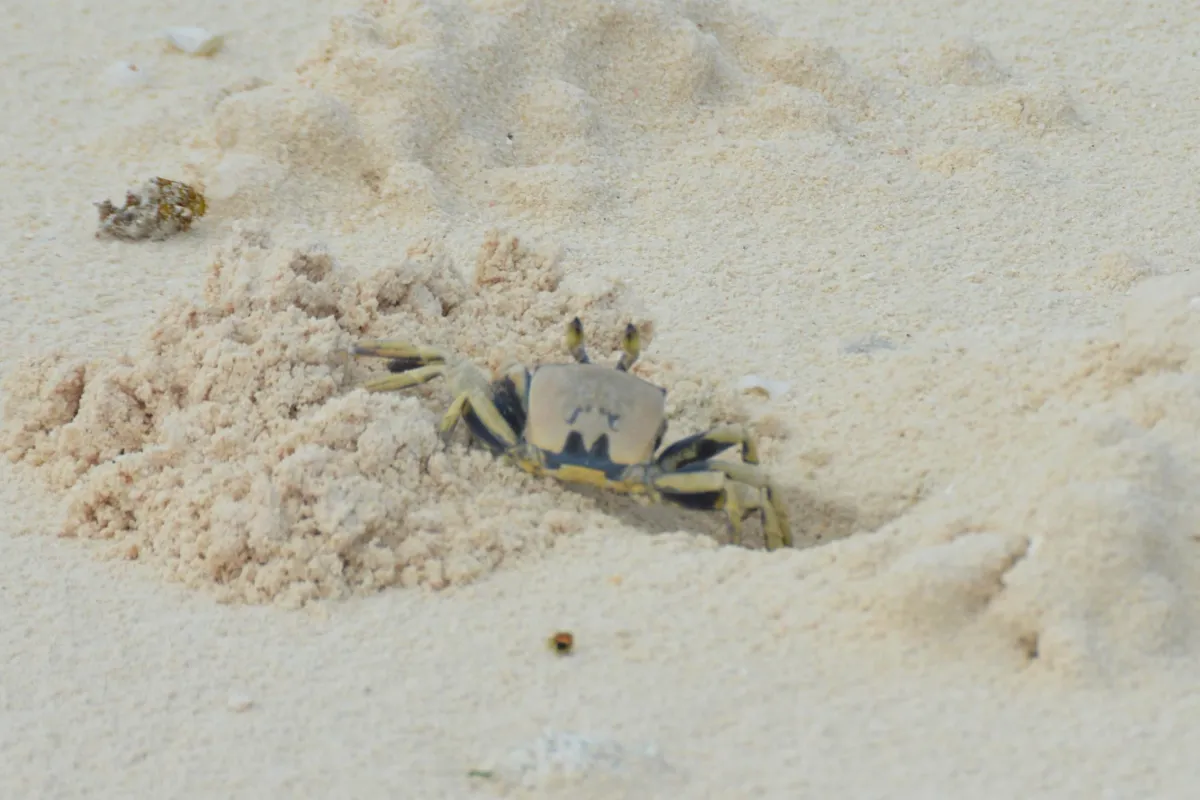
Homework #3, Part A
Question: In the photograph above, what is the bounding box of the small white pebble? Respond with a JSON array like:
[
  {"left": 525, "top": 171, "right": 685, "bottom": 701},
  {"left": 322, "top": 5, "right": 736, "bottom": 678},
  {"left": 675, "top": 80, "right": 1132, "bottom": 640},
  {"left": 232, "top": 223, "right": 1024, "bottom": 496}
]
[
  {"left": 104, "top": 61, "right": 148, "bottom": 87},
  {"left": 163, "top": 26, "right": 225, "bottom": 56},
  {"left": 227, "top": 692, "right": 254, "bottom": 712},
  {"left": 473, "top": 728, "right": 671, "bottom": 790}
]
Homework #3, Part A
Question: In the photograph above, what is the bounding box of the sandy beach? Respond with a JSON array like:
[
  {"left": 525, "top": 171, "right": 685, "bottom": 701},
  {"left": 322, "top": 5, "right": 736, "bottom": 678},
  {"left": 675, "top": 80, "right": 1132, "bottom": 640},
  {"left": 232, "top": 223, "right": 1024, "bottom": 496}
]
[{"left": 4, "top": 0, "right": 1200, "bottom": 796}]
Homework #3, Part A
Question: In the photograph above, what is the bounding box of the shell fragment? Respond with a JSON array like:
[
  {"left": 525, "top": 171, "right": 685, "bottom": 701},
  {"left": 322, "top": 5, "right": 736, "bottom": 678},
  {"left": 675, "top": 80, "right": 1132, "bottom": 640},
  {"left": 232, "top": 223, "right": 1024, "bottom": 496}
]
[
  {"left": 163, "top": 26, "right": 225, "bottom": 56},
  {"left": 736, "top": 374, "right": 791, "bottom": 399}
]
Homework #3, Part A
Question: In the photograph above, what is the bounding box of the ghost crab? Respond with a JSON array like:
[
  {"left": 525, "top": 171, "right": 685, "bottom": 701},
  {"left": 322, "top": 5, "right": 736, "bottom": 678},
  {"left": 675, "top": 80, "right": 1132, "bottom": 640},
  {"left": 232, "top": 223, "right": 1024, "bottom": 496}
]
[{"left": 351, "top": 318, "right": 791, "bottom": 550}]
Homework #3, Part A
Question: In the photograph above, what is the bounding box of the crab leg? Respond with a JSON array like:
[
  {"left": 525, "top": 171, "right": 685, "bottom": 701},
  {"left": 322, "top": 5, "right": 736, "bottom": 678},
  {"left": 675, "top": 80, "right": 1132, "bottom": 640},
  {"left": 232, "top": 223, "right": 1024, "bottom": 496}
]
[
  {"left": 459, "top": 386, "right": 522, "bottom": 452},
  {"left": 352, "top": 340, "right": 451, "bottom": 366},
  {"left": 437, "top": 392, "right": 471, "bottom": 438},
  {"left": 703, "top": 460, "right": 790, "bottom": 550},
  {"left": 649, "top": 463, "right": 791, "bottom": 550},
  {"left": 357, "top": 364, "right": 445, "bottom": 393},
  {"left": 655, "top": 424, "right": 761, "bottom": 471}
]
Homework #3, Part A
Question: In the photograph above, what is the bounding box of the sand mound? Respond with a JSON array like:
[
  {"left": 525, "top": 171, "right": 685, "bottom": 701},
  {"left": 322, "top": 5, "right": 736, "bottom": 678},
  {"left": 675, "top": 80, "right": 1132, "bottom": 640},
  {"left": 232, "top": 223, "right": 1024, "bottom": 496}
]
[
  {"left": 811, "top": 273, "right": 1200, "bottom": 675},
  {"left": 1, "top": 227, "right": 756, "bottom": 607},
  {"left": 911, "top": 37, "right": 1011, "bottom": 87},
  {"left": 201, "top": 0, "right": 873, "bottom": 225}
]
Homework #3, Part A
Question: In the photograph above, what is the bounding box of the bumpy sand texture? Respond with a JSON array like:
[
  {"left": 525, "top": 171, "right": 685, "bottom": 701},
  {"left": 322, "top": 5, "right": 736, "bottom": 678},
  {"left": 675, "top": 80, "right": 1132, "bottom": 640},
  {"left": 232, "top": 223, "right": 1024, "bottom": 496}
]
[
  {"left": 1, "top": 227, "right": 760, "bottom": 607},
  {"left": 826, "top": 273, "right": 1200, "bottom": 676},
  {"left": 8, "top": 0, "right": 1200, "bottom": 793},
  {"left": 199, "top": 0, "right": 881, "bottom": 226},
  {"left": 162, "top": 0, "right": 1200, "bottom": 671},
  {"left": 2, "top": 0, "right": 1198, "bottom": 669}
]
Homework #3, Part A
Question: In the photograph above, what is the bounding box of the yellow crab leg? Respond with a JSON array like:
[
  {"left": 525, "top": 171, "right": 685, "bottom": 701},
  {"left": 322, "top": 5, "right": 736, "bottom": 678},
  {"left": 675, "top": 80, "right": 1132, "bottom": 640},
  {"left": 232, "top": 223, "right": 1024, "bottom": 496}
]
[
  {"left": 352, "top": 340, "right": 450, "bottom": 365},
  {"left": 360, "top": 364, "right": 447, "bottom": 393},
  {"left": 655, "top": 423, "right": 761, "bottom": 472},
  {"left": 650, "top": 467, "right": 791, "bottom": 550},
  {"left": 438, "top": 392, "right": 470, "bottom": 438}
]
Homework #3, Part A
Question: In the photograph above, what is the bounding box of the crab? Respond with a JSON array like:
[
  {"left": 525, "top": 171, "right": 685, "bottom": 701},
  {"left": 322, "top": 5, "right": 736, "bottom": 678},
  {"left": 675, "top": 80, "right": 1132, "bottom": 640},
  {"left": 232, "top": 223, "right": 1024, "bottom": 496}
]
[{"left": 351, "top": 318, "right": 791, "bottom": 550}]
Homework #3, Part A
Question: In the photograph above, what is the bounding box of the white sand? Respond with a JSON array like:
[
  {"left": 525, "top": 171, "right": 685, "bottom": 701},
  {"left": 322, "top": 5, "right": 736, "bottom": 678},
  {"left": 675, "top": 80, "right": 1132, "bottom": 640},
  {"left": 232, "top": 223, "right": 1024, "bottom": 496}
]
[{"left": 4, "top": 0, "right": 1200, "bottom": 795}]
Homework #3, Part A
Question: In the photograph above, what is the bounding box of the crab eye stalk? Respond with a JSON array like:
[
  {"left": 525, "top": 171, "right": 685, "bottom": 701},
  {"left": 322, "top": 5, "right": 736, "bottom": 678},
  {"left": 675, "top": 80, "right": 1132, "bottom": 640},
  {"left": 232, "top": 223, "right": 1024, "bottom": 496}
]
[
  {"left": 566, "top": 316, "right": 590, "bottom": 364},
  {"left": 616, "top": 323, "right": 641, "bottom": 372}
]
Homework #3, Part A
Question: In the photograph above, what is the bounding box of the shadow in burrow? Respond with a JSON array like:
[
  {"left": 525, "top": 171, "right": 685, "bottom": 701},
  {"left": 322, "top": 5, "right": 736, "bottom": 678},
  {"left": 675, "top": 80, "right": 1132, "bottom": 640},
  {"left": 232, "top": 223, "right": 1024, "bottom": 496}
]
[{"left": 569, "top": 480, "right": 868, "bottom": 552}]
